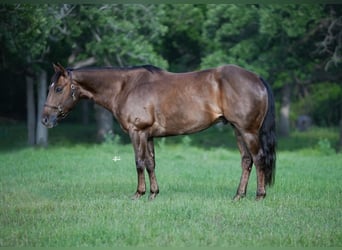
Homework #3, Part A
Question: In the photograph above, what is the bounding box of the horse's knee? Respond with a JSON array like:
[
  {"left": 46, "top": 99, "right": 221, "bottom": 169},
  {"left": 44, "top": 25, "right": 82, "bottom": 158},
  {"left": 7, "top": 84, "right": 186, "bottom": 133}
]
[
  {"left": 136, "top": 159, "right": 145, "bottom": 171},
  {"left": 241, "top": 155, "right": 253, "bottom": 171},
  {"left": 253, "top": 150, "right": 266, "bottom": 169},
  {"left": 144, "top": 156, "right": 155, "bottom": 172}
]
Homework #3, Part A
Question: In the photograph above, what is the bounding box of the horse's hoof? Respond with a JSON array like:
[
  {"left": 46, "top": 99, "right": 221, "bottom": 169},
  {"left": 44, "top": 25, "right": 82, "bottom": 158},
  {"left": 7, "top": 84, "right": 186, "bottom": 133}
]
[
  {"left": 233, "top": 195, "right": 240, "bottom": 202},
  {"left": 255, "top": 193, "right": 266, "bottom": 201},
  {"left": 233, "top": 193, "right": 246, "bottom": 202},
  {"left": 131, "top": 192, "right": 144, "bottom": 200},
  {"left": 148, "top": 192, "right": 158, "bottom": 201},
  {"left": 232, "top": 194, "right": 244, "bottom": 202}
]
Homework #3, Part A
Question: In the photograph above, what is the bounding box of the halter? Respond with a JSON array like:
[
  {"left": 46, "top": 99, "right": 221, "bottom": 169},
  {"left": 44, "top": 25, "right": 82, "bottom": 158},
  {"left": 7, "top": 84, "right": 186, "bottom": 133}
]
[{"left": 44, "top": 70, "right": 76, "bottom": 118}]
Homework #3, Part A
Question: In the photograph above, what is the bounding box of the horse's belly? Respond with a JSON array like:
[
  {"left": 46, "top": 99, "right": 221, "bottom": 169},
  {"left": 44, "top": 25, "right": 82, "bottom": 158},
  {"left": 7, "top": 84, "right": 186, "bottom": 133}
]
[{"left": 152, "top": 105, "right": 222, "bottom": 136}]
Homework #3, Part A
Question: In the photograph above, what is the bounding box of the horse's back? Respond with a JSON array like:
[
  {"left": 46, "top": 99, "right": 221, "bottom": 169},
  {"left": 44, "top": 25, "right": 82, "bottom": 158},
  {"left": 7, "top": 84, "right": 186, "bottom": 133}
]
[{"left": 217, "top": 64, "right": 261, "bottom": 84}]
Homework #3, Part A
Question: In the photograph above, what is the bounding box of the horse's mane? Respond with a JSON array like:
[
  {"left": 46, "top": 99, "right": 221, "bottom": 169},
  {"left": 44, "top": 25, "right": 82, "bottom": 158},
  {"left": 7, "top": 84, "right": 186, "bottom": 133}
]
[
  {"left": 50, "top": 64, "right": 163, "bottom": 84},
  {"left": 69, "top": 65, "right": 163, "bottom": 73}
]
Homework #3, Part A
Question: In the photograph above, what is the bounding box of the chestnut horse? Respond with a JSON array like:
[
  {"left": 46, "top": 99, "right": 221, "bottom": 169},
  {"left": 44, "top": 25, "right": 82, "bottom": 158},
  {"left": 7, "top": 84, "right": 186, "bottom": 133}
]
[{"left": 42, "top": 63, "right": 276, "bottom": 201}]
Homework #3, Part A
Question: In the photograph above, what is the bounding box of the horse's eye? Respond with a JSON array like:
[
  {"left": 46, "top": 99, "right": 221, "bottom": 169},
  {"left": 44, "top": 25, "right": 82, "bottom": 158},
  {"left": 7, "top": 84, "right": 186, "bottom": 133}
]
[{"left": 55, "top": 86, "right": 63, "bottom": 93}]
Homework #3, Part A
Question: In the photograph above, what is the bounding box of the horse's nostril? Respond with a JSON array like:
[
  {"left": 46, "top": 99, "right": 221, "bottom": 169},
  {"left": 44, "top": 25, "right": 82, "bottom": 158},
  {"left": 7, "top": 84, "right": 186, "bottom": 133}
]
[{"left": 42, "top": 116, "right": 48, "bottom": 125}]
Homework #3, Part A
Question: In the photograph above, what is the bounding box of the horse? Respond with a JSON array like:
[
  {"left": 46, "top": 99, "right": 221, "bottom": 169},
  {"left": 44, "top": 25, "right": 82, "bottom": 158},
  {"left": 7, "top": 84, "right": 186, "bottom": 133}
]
[{"left": 42, "top": 63, "right": 276, "bottom": 201}]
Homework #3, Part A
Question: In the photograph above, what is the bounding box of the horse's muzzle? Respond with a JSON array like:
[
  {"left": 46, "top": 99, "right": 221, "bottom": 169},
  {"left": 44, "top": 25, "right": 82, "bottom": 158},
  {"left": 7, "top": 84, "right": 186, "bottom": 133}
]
[{"left": 41, "top": 114, "right": 58, "bottom": 128}]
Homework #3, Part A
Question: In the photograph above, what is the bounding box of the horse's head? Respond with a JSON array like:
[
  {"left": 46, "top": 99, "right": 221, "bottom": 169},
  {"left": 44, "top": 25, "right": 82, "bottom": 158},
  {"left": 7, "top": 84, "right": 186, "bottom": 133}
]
[{"left": 41, "top": 63, "right": 79, "bottom": 128}]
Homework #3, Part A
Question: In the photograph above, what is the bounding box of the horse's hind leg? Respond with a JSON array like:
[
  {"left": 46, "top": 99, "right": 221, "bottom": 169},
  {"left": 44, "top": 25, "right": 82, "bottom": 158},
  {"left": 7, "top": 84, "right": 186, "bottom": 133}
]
[
  {"left": 238, "top": 130, "right": 267, "bottom": 200},
  {"left": 233, "top": 128, "right": 253, "bottom": 201}
]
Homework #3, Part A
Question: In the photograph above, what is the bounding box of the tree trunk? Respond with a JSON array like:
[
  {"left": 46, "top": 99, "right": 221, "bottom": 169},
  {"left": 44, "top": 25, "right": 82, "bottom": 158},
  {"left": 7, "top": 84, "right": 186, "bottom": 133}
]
[
  {"left": 81, "top": 100, "right": 90, "bottom": 125},
  {"left": 339, "top": 111, "right": 342, "bottom": 152},
  {"left": 26, "top": 75, "right": 36, "bottom": 146},
  {"left": 94, "top": 104, "right": 113, "bottom": 142},
  {"left": 36, "top": 70, "right": 48, "bottom": 147},
  {"left": 279, "top": 83, "right": 291, "bottom": 137}
]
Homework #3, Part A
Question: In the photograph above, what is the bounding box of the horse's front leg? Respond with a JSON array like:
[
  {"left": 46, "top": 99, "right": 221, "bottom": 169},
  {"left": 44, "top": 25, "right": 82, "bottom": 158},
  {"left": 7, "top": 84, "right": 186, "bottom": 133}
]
[
  {"left": 146, "top": 138, "right": 159, "bottom": 200},
  {"left": 133, "top": 161, "right": 146, "bottom": 200},
  {"left": 130, "top": 131, "right": 159, "bottom": 200},
  {"left": 130, "top": 130, "right": 147, "bottom": 200}
]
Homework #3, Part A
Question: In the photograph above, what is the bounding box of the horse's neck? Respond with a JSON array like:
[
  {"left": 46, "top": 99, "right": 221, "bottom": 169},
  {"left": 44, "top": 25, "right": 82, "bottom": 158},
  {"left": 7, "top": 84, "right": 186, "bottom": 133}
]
[{"left": 73, "top": 70, "right": 125, "bottom": 112}]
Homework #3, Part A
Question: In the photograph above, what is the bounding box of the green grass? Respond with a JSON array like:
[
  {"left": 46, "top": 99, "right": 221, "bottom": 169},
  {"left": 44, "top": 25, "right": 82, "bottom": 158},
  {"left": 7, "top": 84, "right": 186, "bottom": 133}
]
[{"left": 0, "top": 123, "right": 341, "bottom": 246}]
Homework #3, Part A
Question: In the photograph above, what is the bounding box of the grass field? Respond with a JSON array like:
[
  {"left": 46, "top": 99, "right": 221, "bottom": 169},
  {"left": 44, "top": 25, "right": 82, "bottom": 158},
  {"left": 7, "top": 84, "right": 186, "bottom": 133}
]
[{"left": 0, "top": 123, "right": 341, "bottom": 247}]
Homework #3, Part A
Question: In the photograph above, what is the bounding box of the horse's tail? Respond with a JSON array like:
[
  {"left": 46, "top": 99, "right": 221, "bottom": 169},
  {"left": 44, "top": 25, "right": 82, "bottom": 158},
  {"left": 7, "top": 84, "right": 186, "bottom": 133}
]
[{"left": 259, "top": 77, "right": 276, "bottom": 186}]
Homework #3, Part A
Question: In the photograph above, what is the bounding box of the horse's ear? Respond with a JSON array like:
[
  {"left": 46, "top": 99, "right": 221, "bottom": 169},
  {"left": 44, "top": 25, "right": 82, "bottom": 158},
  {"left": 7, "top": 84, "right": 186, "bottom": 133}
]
[
  {"left": 53, "top": 63, "right": 67, "bottom": 76},
  {"left": 53, "top": 63, "right": 59, "bottom": 73}
]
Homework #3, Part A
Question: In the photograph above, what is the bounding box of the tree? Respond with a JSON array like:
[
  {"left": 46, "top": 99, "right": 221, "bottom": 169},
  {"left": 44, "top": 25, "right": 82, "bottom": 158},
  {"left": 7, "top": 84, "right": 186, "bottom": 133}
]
[
  {"left": 58, "top": 4, "right": 168, "bottom": 68},
  {"left": 0, "top": 4, "right": 62, "bottom": 146},
  {"left": 157, "top": 4, "right": 205, "bottom": 72},
  {"left": 314, "top": 5, "right": 342, "bottom": 150}
]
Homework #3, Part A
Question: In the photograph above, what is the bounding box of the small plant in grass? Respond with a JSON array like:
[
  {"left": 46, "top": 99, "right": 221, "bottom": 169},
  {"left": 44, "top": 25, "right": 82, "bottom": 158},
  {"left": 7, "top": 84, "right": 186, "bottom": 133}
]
[
  {"left": 157, "top": 137, "right": 166, "bottom": 151},
  {"left": 316, "top": 138, "right": 335, "bottom": 155},
  {"left": 103, "top": 131, "right": 121, "bottom": 145},
  {"left": 181, "top": 135, "right": 192, "bottom": 147}
]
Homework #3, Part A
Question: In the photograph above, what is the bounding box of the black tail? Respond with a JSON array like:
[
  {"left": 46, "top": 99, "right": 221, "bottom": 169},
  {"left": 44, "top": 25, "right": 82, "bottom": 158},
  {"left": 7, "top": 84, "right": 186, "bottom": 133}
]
[{"left": 259, "top": 77, "right": 276, "bottom": 186}]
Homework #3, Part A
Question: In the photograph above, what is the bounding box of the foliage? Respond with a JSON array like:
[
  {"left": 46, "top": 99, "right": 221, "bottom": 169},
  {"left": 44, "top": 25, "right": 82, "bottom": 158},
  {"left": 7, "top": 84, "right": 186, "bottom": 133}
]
[
  {"left": 69, "top": 5, "right": 168, "bottom": 68},
  {"left": 202, "top": 5, "right": 261, "bottom": 71},
  {"left": 0, "top": 4, "right": 59, "bottom": 71},
  {"left": 157, "top": 5, "right": 205, "bottom": 72},
  {"left": 0, "top": 4, "right": 169, "bottom": 70},
  {"left": 293, "top": 82, "right": 342, "bottom": 126},
  {"left": 316, "top": 138, "right": 335, "bottom": 155},
  {"left": 201, "top": 5, "right": 326, "bottom": 82}
]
